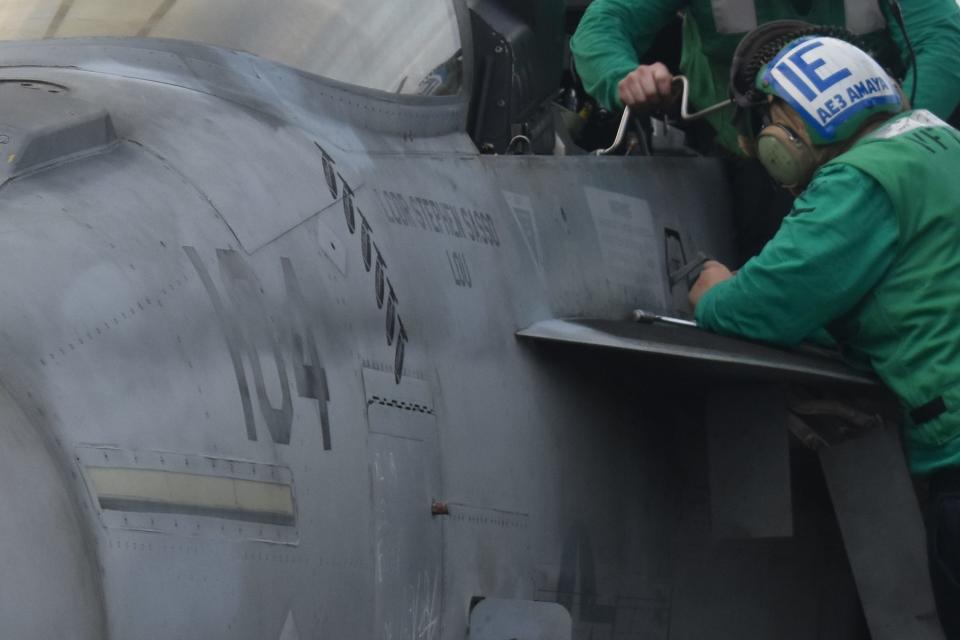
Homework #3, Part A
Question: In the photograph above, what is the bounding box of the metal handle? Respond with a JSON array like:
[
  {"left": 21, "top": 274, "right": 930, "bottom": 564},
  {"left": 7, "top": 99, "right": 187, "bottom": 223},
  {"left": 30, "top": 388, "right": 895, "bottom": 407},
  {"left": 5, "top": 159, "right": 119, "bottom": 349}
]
[
  {"left": 674, "top": 75, "right": 734, "bottom": 122},
  {"left": 594, "top": 105, "right": 634, "bottom": 156},
  {"left": 595, "top": 75, "right": 733, "bottom": 156},
  {"left": 632, "top": 309, "right": 698, "bottom": 328}
]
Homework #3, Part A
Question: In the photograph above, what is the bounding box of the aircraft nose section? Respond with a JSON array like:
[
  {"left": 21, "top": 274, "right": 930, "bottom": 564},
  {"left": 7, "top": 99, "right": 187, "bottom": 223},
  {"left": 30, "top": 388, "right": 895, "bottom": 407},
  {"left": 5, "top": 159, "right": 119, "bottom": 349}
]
[{"left": 0, "top": 383, "right": 106, "bottom": 638}]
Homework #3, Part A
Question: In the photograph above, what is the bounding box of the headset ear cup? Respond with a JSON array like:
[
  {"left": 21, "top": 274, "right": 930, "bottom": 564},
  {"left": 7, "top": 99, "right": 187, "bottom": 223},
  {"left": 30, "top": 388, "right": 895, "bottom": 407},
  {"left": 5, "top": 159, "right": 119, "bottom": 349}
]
[{"left": 756, "top": 125, "right": 817, "bottom": 189}]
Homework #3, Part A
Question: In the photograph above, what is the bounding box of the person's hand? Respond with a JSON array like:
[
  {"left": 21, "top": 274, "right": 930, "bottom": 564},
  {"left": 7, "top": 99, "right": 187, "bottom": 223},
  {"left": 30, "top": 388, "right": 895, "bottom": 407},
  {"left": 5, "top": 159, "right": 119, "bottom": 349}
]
[
  {"left": 689, "top": 260, "right": 734, "bottom": 308},
  {"left": 618, "top": 63, "right": 674, "bottom": 111}
]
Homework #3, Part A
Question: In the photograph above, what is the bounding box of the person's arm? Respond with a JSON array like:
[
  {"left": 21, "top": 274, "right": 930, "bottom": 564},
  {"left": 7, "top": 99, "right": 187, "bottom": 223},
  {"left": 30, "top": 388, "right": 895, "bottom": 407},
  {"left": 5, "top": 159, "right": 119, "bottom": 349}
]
[
  {"left": 694, "top": 164, "right": 899, "bottom": 346},
  {"left": 885, "top": 0, "right": 960, "bottom": 119},
  {"left": 570, "top": 0, "right": 685, "bottom": 111}
]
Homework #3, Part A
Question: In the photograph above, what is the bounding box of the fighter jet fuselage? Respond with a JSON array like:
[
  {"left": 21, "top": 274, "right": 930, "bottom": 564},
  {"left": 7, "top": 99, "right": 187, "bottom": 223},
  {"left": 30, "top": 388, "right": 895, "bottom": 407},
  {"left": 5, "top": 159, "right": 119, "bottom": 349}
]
[{"left": 0, "top": 5, "right": 894, "bottom": 638}]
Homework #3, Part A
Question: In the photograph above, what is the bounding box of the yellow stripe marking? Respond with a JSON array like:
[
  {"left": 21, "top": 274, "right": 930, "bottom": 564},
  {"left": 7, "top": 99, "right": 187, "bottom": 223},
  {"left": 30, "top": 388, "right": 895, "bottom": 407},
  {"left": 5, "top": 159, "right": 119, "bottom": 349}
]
[{"left": 87, "top": 467, "right": 294, "bottom": 516}]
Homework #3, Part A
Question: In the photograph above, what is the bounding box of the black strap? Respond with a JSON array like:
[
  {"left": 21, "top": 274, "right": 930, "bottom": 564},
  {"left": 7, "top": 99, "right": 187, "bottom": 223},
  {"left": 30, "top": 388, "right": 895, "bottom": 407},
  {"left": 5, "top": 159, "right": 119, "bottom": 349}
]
[{"left": 910, "top": 396, "right": 947, "bottom": 426}]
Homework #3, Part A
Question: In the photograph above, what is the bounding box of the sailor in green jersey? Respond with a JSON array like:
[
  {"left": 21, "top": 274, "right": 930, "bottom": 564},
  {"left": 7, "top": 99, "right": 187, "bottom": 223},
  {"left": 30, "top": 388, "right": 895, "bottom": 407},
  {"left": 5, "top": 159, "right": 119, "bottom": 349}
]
[
  {"left": 688, "top": 25, "right": 960, "bottom": 636},
  {"left": 570, "top": 0, "right": 960, "bottom": 155},
  {"left": 572, "top": 1, "right": 960, "bottom": 261}
]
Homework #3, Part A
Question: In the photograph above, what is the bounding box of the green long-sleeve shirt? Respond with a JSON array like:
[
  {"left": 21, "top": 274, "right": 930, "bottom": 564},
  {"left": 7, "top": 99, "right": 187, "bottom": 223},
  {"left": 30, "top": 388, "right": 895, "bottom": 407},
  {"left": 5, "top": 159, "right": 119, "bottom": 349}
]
[
  {"left": 695, "top": 164, "right": 897, "bottom": 347},
  {"left": 695, "top": 155, "right": 960, "bottom": 475},
  {"left": 570, "top": 0, "right": 960, "bottom": 153}
]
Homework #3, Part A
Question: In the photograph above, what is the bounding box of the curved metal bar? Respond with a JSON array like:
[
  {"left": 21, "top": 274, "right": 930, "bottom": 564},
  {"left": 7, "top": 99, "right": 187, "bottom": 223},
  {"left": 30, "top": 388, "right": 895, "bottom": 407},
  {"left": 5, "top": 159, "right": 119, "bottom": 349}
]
[
  {"left": 507, "top": 134, "right": 533, "bottom": 155},
  {"left": 595, "top": 75, "right": 734, "bottom": 156},
  {"left": 675, "top": 75, "right": 734, "bottom": 121},
  {"left": 594, "top": 106, "right": 633, "bottom": 156}
]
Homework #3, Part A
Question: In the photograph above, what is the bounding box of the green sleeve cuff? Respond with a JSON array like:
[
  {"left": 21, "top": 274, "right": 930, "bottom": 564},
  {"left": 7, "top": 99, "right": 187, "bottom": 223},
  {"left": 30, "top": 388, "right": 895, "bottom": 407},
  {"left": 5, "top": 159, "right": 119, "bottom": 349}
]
[{"left": 693, "top": 164, "right": 898, "bottom": 346}]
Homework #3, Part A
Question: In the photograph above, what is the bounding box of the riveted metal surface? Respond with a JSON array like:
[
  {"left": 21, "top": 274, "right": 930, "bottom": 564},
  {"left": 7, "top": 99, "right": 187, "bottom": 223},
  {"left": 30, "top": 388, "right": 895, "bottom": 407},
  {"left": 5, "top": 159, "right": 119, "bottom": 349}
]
[{"left": 0, "top": 21, "right": 899, "bottom": 640}]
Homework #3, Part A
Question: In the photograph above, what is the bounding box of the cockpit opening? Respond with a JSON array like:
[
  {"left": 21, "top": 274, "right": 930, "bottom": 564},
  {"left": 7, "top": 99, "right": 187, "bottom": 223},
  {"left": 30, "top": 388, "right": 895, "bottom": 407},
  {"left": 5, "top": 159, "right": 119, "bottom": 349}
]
[
  {"left": 465, "top": 0, "right": 690, "bottom": 157},
  {"left": 0, "top": 0, "right": 695, "bottom": 156},
  {"left": 0, "top": 0, "right": 464, "bottom": 97}
]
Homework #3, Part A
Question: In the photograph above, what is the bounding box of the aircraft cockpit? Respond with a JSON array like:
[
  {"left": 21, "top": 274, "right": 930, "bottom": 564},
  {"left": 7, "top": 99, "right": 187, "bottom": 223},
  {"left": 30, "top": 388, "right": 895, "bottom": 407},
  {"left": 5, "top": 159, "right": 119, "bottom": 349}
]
[
  {"left": 0, "top": 0, "right": 683, "bottom": 157},
  {"left": 0, "top": 0, "right": 465, "bottom": 96},
  {"left": 463, "top": 0, "right": 696, "bottom": 156}
]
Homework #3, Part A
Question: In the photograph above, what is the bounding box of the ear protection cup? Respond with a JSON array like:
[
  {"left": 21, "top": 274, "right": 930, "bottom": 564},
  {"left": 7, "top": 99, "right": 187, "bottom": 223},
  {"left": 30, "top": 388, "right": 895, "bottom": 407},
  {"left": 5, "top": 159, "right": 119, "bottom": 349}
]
[{"left": 756, "top": 124, "right": 817, "bottom": 189}]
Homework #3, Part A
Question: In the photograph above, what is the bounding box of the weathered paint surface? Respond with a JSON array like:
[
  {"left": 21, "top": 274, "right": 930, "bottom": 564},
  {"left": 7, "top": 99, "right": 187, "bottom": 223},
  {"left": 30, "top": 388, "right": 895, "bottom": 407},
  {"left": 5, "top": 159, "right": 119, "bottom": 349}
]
[{"left": 0, "top": 32, "right": 877, "bottom": 640}]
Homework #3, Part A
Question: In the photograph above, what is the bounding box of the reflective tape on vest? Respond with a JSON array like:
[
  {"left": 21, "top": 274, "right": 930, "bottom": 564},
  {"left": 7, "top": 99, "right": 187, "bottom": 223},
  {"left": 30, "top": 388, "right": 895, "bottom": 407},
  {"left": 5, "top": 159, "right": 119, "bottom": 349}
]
[
  {"left": 764, "top": 36, "right": 901, "bottom": 141},
  {"left": 711, "top": 0, "right": 757, "bottom": 34},
  {"left": 711, "top": 0, "right": 886, "bottom": 35},
  {"left": 845, "top": 0, "right": 887, "bottom": 34},
  {"left": 870, "top": 109, "right": 950, "bottom": 140}
]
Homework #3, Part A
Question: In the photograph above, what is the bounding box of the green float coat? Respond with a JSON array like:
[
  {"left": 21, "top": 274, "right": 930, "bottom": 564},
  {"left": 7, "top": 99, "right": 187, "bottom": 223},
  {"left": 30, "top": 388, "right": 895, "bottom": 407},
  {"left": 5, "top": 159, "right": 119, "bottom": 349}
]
[
  {"left": 696, "top": 110, "right": 960, "bottom": 473},
  {"left": 570, "top": 0, "right": 960, "bottom": 153}
]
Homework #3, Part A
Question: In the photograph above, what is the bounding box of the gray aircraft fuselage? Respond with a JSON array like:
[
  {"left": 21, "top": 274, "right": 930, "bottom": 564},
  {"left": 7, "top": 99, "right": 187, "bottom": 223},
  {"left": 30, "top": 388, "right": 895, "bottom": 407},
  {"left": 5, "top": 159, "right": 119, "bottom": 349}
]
[{"left": 0, "top": 21, "right": 895, "bottom": 640}]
